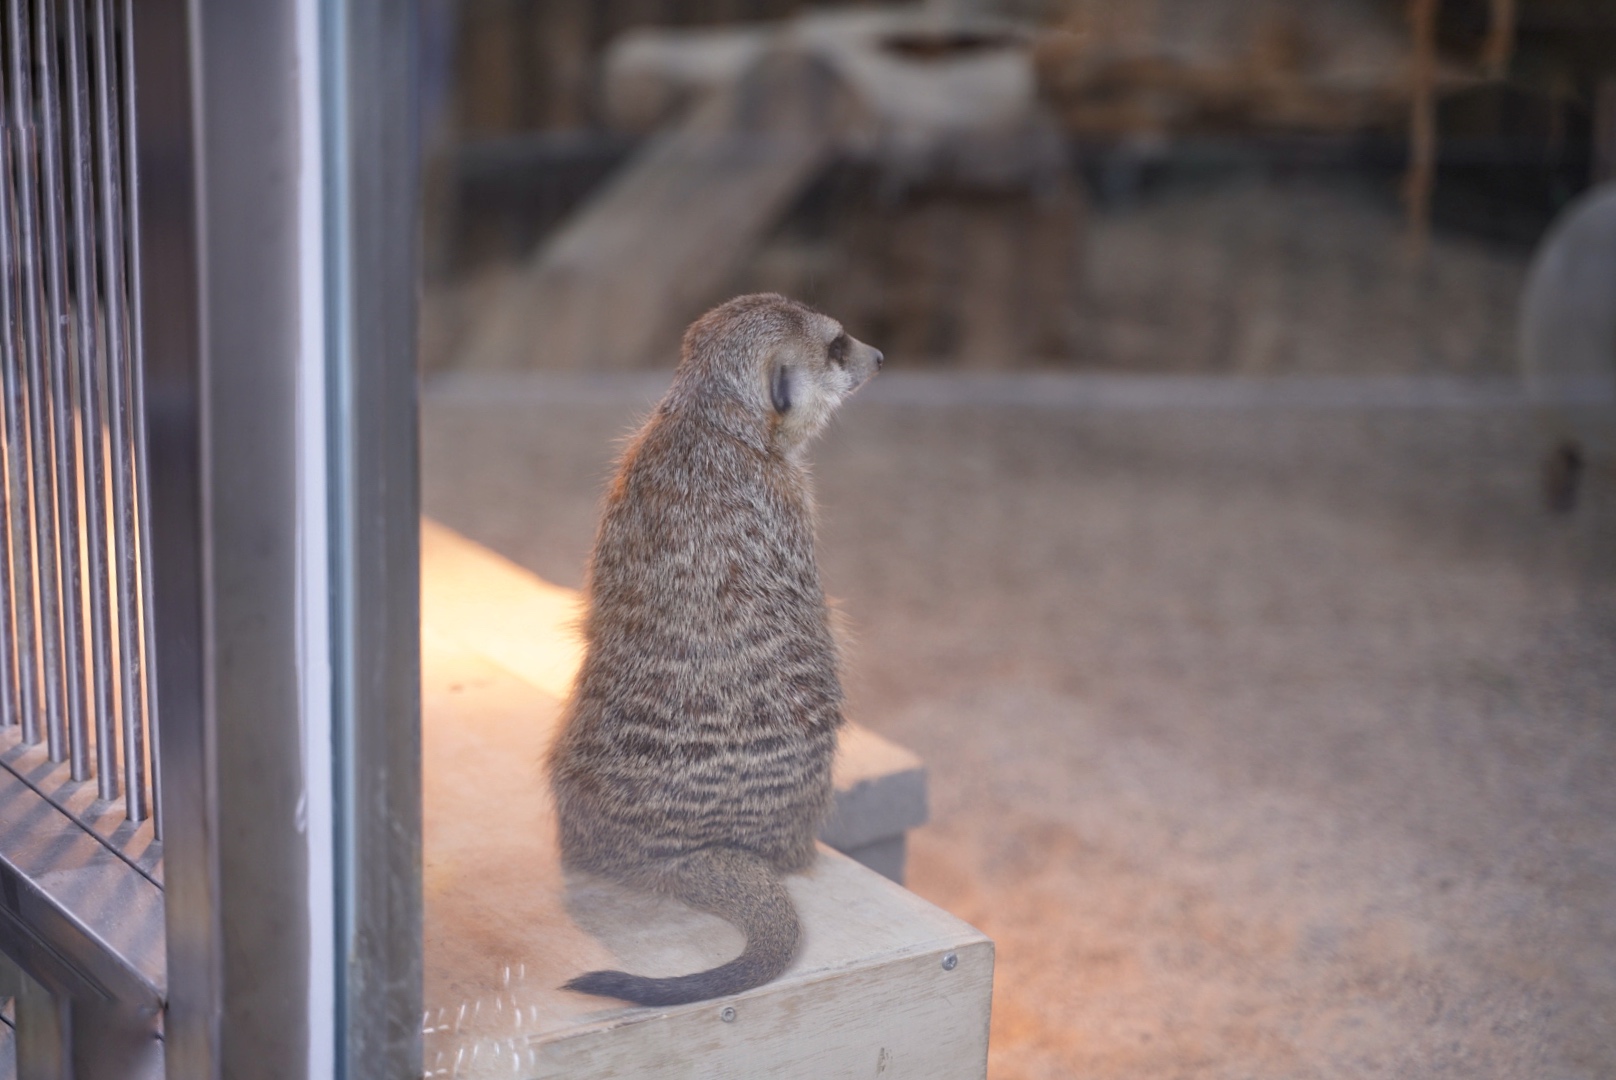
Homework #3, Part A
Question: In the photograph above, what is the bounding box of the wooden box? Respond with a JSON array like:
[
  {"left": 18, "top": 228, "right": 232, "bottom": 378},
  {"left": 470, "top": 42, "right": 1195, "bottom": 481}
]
[{"left": 420, "top": 522, "right": 992, "bottom": 1079}]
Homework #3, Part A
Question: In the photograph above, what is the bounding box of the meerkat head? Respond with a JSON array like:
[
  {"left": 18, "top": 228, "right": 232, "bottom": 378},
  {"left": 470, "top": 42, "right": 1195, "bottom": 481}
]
[{"left": 674, "top": 294, "right": 883, "bottom": 455}]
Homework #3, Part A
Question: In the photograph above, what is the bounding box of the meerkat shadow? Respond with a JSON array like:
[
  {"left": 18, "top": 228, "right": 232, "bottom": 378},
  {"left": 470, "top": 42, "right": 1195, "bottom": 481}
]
[{"left": 559, "top": 868, "right": 746, "bottom": 982}]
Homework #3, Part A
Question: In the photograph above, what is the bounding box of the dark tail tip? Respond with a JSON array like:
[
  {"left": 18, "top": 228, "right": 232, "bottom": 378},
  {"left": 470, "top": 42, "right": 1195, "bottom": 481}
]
[
  {"left": 562, "top": 969, "right": 667, "bottom": 1005},
  {"left": 559, "top": 904, "right": 799, "bottom": 1007},
  {"left": 562, "top": 965, "right": 759, "bottom": 1008}
]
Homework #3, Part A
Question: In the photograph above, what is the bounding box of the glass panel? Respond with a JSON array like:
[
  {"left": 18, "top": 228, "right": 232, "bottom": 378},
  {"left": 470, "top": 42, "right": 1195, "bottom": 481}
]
[{"left": 419, "top": 2, "right": 1616, "bottom": 1077}]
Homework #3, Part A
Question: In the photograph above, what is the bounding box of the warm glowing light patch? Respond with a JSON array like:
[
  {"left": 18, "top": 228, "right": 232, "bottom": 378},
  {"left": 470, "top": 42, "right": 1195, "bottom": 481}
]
[{"left": 420, "top": 519, "right": 585, "bottom": 701}]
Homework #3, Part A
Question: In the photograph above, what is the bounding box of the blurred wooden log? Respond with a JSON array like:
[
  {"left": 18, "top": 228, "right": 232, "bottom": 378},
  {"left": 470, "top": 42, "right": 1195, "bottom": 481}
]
[{"left": 463, "top": 50, "right": 848, "bottom": 371}]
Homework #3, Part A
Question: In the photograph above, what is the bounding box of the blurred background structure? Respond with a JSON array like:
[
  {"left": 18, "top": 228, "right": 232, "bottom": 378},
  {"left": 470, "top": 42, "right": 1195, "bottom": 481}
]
[
  {"left": 423, "top": 0, "right": 1616, "bottom": 379},
  {"left": 418, "top": 1, "right": 1616, "bottom": 1077}
]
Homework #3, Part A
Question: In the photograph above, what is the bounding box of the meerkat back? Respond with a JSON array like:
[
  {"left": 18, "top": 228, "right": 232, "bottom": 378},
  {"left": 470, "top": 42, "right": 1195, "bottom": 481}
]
[{"left": 546, "top": 293, "right": 883, "bottom": 1007}]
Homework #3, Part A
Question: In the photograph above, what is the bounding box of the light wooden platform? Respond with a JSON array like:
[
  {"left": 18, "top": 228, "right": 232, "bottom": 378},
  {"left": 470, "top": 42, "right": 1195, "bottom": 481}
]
[{"left": 420, "top": 522, "right": 991, "bottom": 1079}]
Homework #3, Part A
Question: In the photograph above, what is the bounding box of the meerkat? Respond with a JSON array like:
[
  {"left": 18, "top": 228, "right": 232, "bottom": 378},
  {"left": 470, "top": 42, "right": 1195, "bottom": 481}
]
[{"left": 546, "top": 293, "right": 883, "bottom": 1007}]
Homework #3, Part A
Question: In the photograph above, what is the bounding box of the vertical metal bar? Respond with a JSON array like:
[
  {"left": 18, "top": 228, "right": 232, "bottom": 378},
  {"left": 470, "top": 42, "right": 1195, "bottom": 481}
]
[
  {"left": 0, "top": 0, "right": 15, "bottom": 736},
  {"left": 90, "top": 0, "right": 145, "bottom": 821},
  {"left": 0, "top": 388, "right": 15, "bottom": 730},
  {"left": 0, "top": 34, "right": 45, "bottom": 751},
  {"left": 0, "top": 61, "right": 18, "bottom": 734},
  {"left": 65, "top": 0, "right": 119, "bottom": 800},
  {"left": 336, "top": 3, "right": 423, "bottom": 1074},
  {"left": 9, "top": 0, "right": 70, "bottom": 761},
  {"left": 38, "top": 0, "right": 94, "bottom": 782},
  {"left": 144, "top": 0, "right": 324, "bottom": 1068},
  {"left": 117, "top": 0, "right": 158, "bottom": 833},
  {"left": 131, "top": 0, "right": 217, "bottom": 1067}
]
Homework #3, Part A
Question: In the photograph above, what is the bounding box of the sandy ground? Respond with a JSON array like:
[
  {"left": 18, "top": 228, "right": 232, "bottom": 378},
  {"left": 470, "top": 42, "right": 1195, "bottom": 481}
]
[{"left": 424, "top": 377, "right": 1616, "bottom": 1079}]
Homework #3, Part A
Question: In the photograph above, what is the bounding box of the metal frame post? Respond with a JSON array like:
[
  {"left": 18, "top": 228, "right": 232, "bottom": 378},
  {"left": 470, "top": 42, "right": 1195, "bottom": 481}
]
[{"left": 134, "top": 1, "right": 421, "bottom": 1077}]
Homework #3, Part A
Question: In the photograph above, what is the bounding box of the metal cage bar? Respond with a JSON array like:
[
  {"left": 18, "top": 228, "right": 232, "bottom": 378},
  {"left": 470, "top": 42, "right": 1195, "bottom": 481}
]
[
  {"left": 137, "top": 1, "right": 423, "bottom": 1076},
  {"left": 88, "top": 0, "right": 147, "bottom": 823},
  {"left": 0, "top": 1, "right": 423, "bottom": 1074},
  {"left": 0, "top": 0, "right": 160, "bottom": 828},
  {"left": 62, "top": 0, "right": 119, "bottom": 804},
  {"left": 0, "top": 18, "right": 44, "bottom": 755},
  {"left": 7, "top": 0, "right": 70, "bottom": 767},
  {"left": 117, "top": 0, "right": 158, "bottom": 841},
  {"left": 34, "top": 0, "right": 93, "bottom": 785}
]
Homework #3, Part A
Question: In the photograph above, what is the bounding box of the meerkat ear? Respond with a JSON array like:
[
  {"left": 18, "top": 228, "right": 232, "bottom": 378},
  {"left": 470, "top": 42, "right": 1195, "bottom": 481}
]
[{"left": 770, "top": 361, "right": 793, "bottom": 414}]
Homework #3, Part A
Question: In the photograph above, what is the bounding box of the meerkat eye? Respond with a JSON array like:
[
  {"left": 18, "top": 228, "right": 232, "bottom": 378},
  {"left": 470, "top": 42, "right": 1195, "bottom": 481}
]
[{"left": 827, "top": 333, "right": 849, "bottom": 368}]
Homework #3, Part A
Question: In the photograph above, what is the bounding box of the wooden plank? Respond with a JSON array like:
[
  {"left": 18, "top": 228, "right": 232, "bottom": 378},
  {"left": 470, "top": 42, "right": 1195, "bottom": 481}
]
[
  {"left": 534, "top": 946, "right": 993, "bottom": 1080},
  {"left": 463, "top": 51, "right": 844, "bottom": 372},
  {"left": 820, "top": 724, "right": 927, "bottom": 854},
  {"left": 419, "top": 628, "right": 991, "bottom": 1080}
]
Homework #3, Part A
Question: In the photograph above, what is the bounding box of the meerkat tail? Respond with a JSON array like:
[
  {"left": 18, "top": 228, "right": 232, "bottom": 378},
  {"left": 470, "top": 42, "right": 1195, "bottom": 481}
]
[{"left": 562, "top": 847, "right": 802, "bottom": 1007}]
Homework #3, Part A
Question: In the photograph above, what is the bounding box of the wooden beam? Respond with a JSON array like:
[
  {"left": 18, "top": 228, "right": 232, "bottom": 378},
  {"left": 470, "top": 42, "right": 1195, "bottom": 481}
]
[
  {"left": 463, "top": 49, "right": 845, "bottom": 371},
  {"left": 1404, "top": 0, "right": 1440, "bottom": 263},
  {"left": 1594, "top": 75, "right": 1616, "bottom": 185},
  {"left": 1480, "top": 0, "right": 1517, "bottom": 78}
]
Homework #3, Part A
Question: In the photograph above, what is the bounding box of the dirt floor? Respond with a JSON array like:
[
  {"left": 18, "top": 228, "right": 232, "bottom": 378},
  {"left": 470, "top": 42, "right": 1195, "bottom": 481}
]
[{"left": 424, "top": 373, "right": 1616, "bottom": 1079}]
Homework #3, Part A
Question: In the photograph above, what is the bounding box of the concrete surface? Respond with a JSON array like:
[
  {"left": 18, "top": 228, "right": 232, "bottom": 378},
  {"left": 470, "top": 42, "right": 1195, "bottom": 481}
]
[{"left": 424, "top": 373, "right": 1616, "bottom": 1079}]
